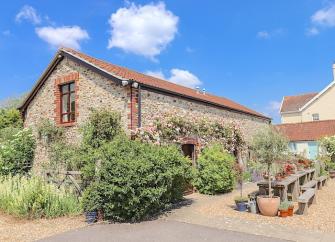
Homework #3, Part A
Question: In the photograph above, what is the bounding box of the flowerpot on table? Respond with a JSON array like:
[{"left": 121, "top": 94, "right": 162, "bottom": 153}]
[{"left": 257, "top": 196, "right": 280, "bottom": 217}]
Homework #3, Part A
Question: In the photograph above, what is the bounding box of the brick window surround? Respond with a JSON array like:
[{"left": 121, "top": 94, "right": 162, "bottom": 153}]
[{"left": 54, "top": 72, "right": 79, "bottom": 127}]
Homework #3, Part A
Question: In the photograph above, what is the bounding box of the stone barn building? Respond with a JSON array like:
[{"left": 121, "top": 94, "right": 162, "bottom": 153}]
[{"left": 19, "top": 48, "right": 270, "bottom": 170}]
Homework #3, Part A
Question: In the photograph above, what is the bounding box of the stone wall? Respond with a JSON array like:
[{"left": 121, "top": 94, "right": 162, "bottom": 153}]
[
  {"left": 24, "top": 57, "right": 128, "bottom": 172},
  {"left": 140, "top": 89, "right": 269, "bottom": 141},
  {"left": 24, "top": 57, "right": 269, "bottom": 172}
]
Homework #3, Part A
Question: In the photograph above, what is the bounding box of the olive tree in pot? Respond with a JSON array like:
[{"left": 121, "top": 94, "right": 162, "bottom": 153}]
[{"left": 251, "top": 126, "right": 288, "bottom": 217}]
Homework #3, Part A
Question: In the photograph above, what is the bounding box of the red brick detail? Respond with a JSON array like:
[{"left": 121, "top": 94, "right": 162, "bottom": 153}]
[
  {"left": 54, "top": 72, "right": 79, "bottom": 127},
  {"left": 127, "top": 86, "right": 139, "bottom": 131}
]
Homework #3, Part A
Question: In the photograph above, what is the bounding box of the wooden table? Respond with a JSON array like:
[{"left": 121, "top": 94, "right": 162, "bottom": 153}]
[{"left": 256, "top": 169, "right": 315, "bottom": 202}]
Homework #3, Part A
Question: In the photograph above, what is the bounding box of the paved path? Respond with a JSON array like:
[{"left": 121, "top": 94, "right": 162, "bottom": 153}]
[{"left": 39, "top": 220, "right": 288, "bottom": 242}]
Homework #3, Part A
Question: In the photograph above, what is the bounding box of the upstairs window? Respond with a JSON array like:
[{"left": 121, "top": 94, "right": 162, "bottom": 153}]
[
  {"left": 312, "top": 113, "right": 319, "bottom": 121},
  {"left": 60, "top": 82, "right": 76, "bottom": 123}
]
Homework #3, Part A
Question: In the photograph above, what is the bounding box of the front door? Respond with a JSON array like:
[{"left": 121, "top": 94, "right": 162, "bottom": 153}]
[
  {"left": 181, "top": 144, "right": 196, "bottom": 194},
  {"left": 308, "top": 142, "right": 318, "bottom": 160}
]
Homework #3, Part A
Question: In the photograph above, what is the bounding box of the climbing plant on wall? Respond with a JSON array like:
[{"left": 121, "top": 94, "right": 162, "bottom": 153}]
[{"left": 132, "top": 113, "right": 245, "bottom": 153}]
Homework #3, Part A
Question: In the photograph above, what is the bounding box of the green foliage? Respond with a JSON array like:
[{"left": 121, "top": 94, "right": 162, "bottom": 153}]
[
  {"left": 82, "top": 109, "right": 122, "bottom": 148},
  {"left": 320, "top": 136, "right": 335, "bottom": 162},
  {"left": 0, "top": 108, "right": 23, "bottom": 129},
  {"left": 234, "top": 196, "right": 248, "bottom": 203},
  {"left": 251, "top": 127, "right": 288, "bottom": 166},
  {"left": 0, "top": 129, "right": 36, "bottom": 176},
  {"left": 194, "top": 144, "right": 236, "bottom": 195},
  {"left": 0, "top": 175, "right": 81, "bottom": 219},
  {"left": 279, "top": 201, "right": 290, "bottom": 210},
  {"left": 81, "top": 135, "right": 194, "bottom": 222},
  {"left": 37, "top": 119, "right": 64, "bottom": 144}
]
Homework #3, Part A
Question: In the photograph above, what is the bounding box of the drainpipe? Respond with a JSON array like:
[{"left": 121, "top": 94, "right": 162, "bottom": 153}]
[{"left": 138, "top": 84, "right": 142, "bottom": 128}]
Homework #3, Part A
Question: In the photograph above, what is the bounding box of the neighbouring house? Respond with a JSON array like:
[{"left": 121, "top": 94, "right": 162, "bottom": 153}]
[
  {"left": 278, "top": 64, "right": 335, "bottom": 159},
  {"left": 276, "top": 120, "right": 335, "bottom": 159},
  {"left": 19, "top": 48, "right": 270, "bottom": 171}
]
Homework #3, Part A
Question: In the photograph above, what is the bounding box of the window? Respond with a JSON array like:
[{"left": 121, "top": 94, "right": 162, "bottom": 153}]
[
  {"left": 60, "top": 82, "right": 76, "bottom": 123},
  {"left": 312, "top": 113, "right": 319, "bottom": 121}
]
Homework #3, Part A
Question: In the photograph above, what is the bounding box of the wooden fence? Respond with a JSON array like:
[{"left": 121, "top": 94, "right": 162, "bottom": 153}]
[{"left": 44, "top": 170, "right": 82, "bottom": 196}]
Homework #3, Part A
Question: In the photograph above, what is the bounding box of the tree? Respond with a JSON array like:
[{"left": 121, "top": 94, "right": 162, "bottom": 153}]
[
  {"left": 251, "top": 126, "right": 288, "bottom": 197},
  {"left": 320, "top": 136, "right": 335, "bottom": 162}
]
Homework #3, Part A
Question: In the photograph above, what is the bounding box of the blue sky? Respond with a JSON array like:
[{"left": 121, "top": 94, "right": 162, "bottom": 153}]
[{"left": 1, "top": 1, "right": 335, "bottom": 123}]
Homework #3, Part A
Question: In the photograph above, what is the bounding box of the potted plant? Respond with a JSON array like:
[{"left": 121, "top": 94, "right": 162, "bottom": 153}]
[
  {"left": 234, "top": 196, "right": 249, "bottom": 211},
  {"left": 251, "top": 127, "right": 288, "bottom": 217},
  {"left": 234, "top": 163, "right": 249, "bottom": 212},
  {"left": 278, "top": 201, "right": 289, "bottom": 218},
  {"left": 81, "top": 183, "right": 101, "bottom": 224},
  {"left": 288, "top": 201, "right": 294, "bottom": 216}
]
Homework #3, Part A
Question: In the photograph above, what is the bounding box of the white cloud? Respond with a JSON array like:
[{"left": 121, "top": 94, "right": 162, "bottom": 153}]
[
  {"left": 306, "top": 27, "right": 319, "bottom": 36},
  {"left": 145, "top": 70, "right": 165, "bottom": 79},
  {"left": 108, "top": 2, "right": 178, "bottom": 60},
  {"left": 308, "top": 3, "right": 335, "bottom": 35},
  {"left": 35, "top": 26, "right": 89, "bottom": 50},
  {"left": 257, "top": 29, "right": 285, "bottom": 39},
  {"left": 2, "top": 30, "right": 11, "bottom": 36},
  {"left": 15, "top": 5, "right": 41, "bottom": 25},
  {"left": 257, "top": 31, "right": 270, "bottom": 39},
  {"left": 262, "top": 100, "right": 282, "bottom": 123},
  {"left": 145, "top": 68, "right": 202, "bottom": 88}
]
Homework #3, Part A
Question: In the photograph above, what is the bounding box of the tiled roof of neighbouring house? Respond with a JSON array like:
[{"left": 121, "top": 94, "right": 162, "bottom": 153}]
[
  {"left": 275, "top": 120, "right": 335, "bottom": 141},
  {"left": 280, "top": 93, "right": 318, "bottom": 113},
  {"left": 20, "top": 47, "right": 270, "bottom": 120}
]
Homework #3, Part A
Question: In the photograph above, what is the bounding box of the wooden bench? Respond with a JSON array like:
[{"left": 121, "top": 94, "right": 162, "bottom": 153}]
[
  {"left": 297, "top": 188, "right": 316, "bottom": 215},
  {"left": 317, "top": 176, "right": 327, "bottom": 190},
  {"left": 301, "top": 180, "right": 317, "bottom": 192}
]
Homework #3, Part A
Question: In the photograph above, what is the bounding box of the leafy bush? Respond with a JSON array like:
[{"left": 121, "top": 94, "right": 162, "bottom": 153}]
[
  {"left": 320, "top": 136, "right": 335, "bottom": 162},
  {"left": 37, "top": 119, "right": 64, "bottom": 144},
  {"left": 0, "top": 175, "right": 81, "bottom": 219},
  {"left": 0, "top": 129, "right": 36, "bottom": 176},
  {"left": 0, "top": 108, "right": 23, "bottom": 129},
  {"left": 194, "top": 144, "right": 236, "bottom": 195},
  {"left": 82, "top": 109, "right": 122, "bottom": 148},
  {"left": 81, "top": 135, "right": 194, "bottom": 222}
]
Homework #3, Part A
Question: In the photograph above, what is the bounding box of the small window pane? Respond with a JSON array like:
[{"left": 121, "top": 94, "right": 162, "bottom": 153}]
[
  {"left": 70, "top": 93, "right": 75, "bottom": 112},
  {"left": 62, "top": 114, "right": 69, "bottom": 122},
  {"left": 62, "top": 85, "right": 69, "bottom": 93},
  {"left": 62, "top": 95, "right": 69, "bottom": 113},
  {"left": 70, "top": 113, "right": 75, "bottom": 121},
  {"left": 312, "top": 113, "right": 319, "bottom": 121},
  {"left": 70, "top": 83, "right": 75, "bottom": 92}
]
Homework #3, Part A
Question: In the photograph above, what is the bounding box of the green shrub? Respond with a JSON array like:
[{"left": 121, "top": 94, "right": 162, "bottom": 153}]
[
  {"left": 0, "top": 108, "right": 23, "bottom": 129},
  {"left": 82, "top": 109, "right": 122, "bottom": 148},
  {"left": 0, "top": 175, "right": 81, "bottom": 219},
  {"left": 0, "top": 129, "right": 36, "bottom": 176},
  {"left": 194, "top": 144, "right": 235, "bottom": 195},
  {"left": 81, "top": 135, "right": 194, "bottom": 222},
  {"left": 37, "top": 119, "right": 64, "bottom": 144}
]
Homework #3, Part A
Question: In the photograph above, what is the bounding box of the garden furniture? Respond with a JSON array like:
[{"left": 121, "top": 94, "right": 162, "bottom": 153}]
[
  {"left": 316, "top": 175, "right": 327, "bottom": 189},
  {"left": 301, "top": 180, "right": 317, "bottom": 193},
  {"left": 257, "top": 175, "right": 299, "bottom": 202},
  {"left": 297, "top": 188, "right": 316, "bottom": 215}
]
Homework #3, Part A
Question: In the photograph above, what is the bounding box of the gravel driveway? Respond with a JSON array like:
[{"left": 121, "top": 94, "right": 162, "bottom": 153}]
[{"left": 39, "top": 220, "right": 289, "bottom": 242}]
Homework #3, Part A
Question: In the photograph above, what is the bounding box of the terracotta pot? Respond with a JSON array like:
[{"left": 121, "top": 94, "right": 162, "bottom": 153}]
[
  {"left": 279, "top": 209, "right": 289, "bottom": 218},
  {"left": 329, "top": 170, "right": 335, "bottom": 179},
  {"left": 257, "top": 196, "right": 280, "bottom": 217},
  {"left": 288, "top": 206, "right": 294, "bottom": 216}
]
